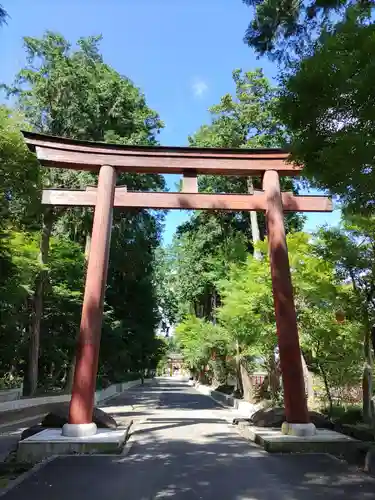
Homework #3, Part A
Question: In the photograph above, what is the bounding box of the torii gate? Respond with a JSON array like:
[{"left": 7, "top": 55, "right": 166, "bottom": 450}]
[{"left": 23, "top": 131, "right": 332, "bottom": 438}]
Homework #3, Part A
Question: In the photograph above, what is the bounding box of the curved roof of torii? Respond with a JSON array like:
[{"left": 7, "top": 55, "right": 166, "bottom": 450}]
[{"left": 22, "top": 131, "right": 301, "bottom": 177}]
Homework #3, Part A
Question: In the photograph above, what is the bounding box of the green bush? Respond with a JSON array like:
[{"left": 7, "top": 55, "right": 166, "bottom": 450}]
[
  {"left": 323, "top": 404, "right": 363, "bottom": 424},
  {"left": 0, "top": 374, "right": 23, "bottom": 390}
]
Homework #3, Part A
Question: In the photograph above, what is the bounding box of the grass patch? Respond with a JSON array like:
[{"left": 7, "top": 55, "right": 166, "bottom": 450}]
[{"left": 0, "top": 462, "right": 32, "bottom": 490}]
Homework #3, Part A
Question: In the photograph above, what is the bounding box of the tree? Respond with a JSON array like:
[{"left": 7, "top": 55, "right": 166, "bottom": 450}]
[
  {"left": 0, "top": 107, "right": 40, "bottom": 229},
  {"left": 170, "top": 69, "right": 304, "bottom": 394},
  {"left": 216, "top": 232, "right": 362, "bottom": 404},
  {"left": 170, "top": 69, "right": 303, "bottom": 364},
  {"left": 242, "top": 3, "right": 375, "bottom": 213},
  {"left": 298, "top": 306, "right": 362, "bottom": 414},
  {"left": 3, "top": 32, "right": 165, "bottom": 393},
  {"left": 218, "top": 240, "right": 277, "bottom": 400},
  {"left": 316, "top": 216, "right": 375, "bottom": 423},
  {"left": 171, "top": 216, "right": 247, "bottom": 321},
  {"left": 0, "top": 108, "right": 41, "bottom": 389},
  {"left": 0, "top": 5, "right": 7, "bottom": 25},
  {"left": 277, "top": 15, "right": 375, "bottom": 213},
  {"left": 0, "top": 230, "right": 86, "bottom": 390},
  {"left": 190, "top": 69, "right": 287, "bottom": 149},
  {"left": 242, "top": 0, "right": 373, "bottom": 62},
  {"left": 175, "top": 316, "right": 230, "bottom": 384},
  {"left": 189, "top": 69, "right": 304, "bottom": 253},
  {"left": 153, "top": 247, "right": 179, "bottom": 335},
  {"left": 5, "top": 32, "right": 163, "bottom": 144}
]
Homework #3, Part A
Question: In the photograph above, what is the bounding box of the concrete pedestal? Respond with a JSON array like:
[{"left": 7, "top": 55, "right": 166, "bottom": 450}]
[
  {"left": 281, "top": 421, "right": 316, "bottom": 437},
  {"left": 237, "top": 424, "right": 364, "bottom": 454},
  {"left": 62, "top": 422, "right": 97, "bottom": 437},
  {"left": 17, "top": 428, "right": 128, "bottom": 463}
]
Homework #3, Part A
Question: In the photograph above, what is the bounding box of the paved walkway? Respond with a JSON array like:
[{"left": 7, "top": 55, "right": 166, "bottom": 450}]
[{"left": 2, "top": 378, "right": 375, "bottom": 499}]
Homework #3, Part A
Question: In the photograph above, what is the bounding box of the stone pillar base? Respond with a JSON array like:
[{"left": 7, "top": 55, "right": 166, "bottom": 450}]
[
  {"left": 62, "top": 423, "right": 97, "bottom": 437},
  {"left": 281, "top": 422, "right": 316, "bottom": 437}
]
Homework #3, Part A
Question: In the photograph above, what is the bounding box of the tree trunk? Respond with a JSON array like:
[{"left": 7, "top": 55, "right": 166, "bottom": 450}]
[
  {"left": 301, "top": 353, "right": 313, "bottom": 400},
  {"left": 84, "top": 232, "right": 92, "bottom": 261},
  {"left": 247, "top": 177, "right": 261, "bottom": 260},
  {"left": 362, "top": 314, "right": 374, "bottom": 425},
  {"left": 235, "top": 340, "right": 243, "bottom": 396},
  {"left": 240, "top": 361, "right": 255, "bottom": 402},
  {"left": 269, "top": 353, "right": 280, "bottom": 402},
  {"left": 211, "top": 289, "right": 217, "bottom": 323},
  {"left": 319, "top": 362, "right": 333, "bottom": 417},
  {"left": 27, "top": 208, "right": 54, "bottom": 396}
]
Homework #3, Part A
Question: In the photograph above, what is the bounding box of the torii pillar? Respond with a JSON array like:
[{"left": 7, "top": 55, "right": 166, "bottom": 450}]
[
  {"left": 62, "top": 165, "right": 116, "bottom": 437},
  {"left": 263, "top": 170, "right": 314, "bottom": 436}
]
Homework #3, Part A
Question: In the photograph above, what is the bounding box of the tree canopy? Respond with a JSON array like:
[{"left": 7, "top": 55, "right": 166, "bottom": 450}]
[
  {"left": 242, "top": 0, "right": 373, "bottom": 62},
  {"left": 0, "top": 5, "right": 7, "bottom": 25},
  {"left": 0, "top": 32, "right": 166, "bottom": 393},
  {"left": 243, "top": 2, "right": 375, "bottom": 213},
  {"left": 278, "top": 16, "right": 375, "bottom": 212}
]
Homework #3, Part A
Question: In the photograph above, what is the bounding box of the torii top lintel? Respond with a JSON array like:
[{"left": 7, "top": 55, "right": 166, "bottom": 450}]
[{"left": 22, "top": 131, "right": 301, "bottom": 177}]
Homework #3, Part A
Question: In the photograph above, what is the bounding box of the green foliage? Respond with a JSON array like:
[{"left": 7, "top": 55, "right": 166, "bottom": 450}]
[
  {"left": 286, "top": 233, "right": 361, "bottom": 399},
  {"left": 242, "top": 3, "right": 375, "bottom": 212},
  {"left": 168, "top": 69, "right": 304, "bottom": 329},
  {"left": 278, "top": 16, "right": 375, "bottom": 212},
  {"left": 188, "top": 68, "right": 304, "bottom": 247},
  {"left": 315, "top": 216, "right": 375, "bottom": 314},
  {"left": 218, "top": 239, "right": 276, "bottom": 361},
  {"left": 0, "top": 107, "right": 41, "bottom": 228},
  {"left": 175, "top": 316, "right": 229, "bottom": 382},
  {"left": 0, "top": 231, "right": 84, "bottom": 384},
  {"left": 153, "top": 247, "right": 179, "bottom": 333},
  {"left": 315, "top": 216, "right": 375, "bottom": 421},
  {"left": 242, "top": 0, "right": 373, "bottom": 62},
  {"left": 175, "top": 232, "right": 363, "bottom": 404},
  {"left": 190, "top": 69, "right": 287, "bottom": 149},
  {"left": 171, "top": 216, "right": 247, "bottom": 320},
  {"left": 0, "top": 5, "right": 7, "bottom": 26},
  {"left": 5, "top": 32, "right": 163, "bottom": 143},
  {"left": 0, "top": 32, "right": 166, "bottom": 391},
  {"left": 300, "top": 307, "right": 362, "bottom": 398},
  {"left": 325, "top": 405, "right": 363, "bottom": 424},
  {"left": 0, "top": 374, "right": 23, "bottom": 390}
]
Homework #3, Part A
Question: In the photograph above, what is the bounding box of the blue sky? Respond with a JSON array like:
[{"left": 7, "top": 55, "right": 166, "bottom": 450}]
[{"left": 1, "top": 0, "right": 340, "bottom": 244}]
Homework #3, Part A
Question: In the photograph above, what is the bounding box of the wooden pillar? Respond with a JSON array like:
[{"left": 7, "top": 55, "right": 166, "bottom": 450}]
[
  {"left": 182, "top": 171, "right": 198, "bottom": 193},
  {"left": 263, "top": 170, "right": 309, "bottom": 424},
  {"left": 68, "top": 165, "right": 117, "bottom": 424}
]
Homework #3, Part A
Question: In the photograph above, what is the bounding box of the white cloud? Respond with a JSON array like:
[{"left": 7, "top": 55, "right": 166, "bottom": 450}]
[{"left": 192, "top": 78, "right": 208, "bottom": 98}]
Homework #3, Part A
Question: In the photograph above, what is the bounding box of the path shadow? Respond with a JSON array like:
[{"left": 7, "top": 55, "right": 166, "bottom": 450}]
[{"left": 3, "top": 431, "right": 375, "bottom": 500}]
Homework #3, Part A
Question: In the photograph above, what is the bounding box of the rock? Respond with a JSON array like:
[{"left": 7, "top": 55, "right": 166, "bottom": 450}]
[
  {"left": 308, "top": 411, "right": 334, "bottom": 429},
  {"left": 250, "top": 407, "right": 285, "bottom": 427},
  {"left": 250, "top": 407, "right": 332, "bottom": 429},
  {"left": 232, "top": 418, "right": 252, "bottom": 426},
  {"left": 20, "top": 425, "right": 46, "bottom": 440},
  {"left": 41, "top": 403, "right": 117, "bottom": 429}
]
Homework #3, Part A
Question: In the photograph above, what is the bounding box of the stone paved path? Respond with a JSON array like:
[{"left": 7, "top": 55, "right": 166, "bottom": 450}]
[{"left": 2, "top": 378, "right": 375, "bottom": 499}]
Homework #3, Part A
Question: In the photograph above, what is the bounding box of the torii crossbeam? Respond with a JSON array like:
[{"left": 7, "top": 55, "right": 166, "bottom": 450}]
[{"left": 23, "top": 131, "right": 332, "bottom": 438}]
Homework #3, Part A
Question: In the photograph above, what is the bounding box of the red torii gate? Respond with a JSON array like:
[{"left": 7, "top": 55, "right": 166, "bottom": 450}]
[{"left": 23, "top": 131, "right": 332, "bottom": 437}]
